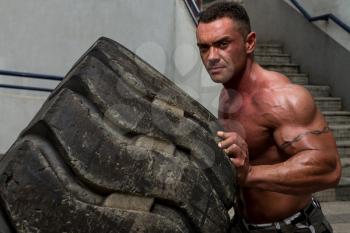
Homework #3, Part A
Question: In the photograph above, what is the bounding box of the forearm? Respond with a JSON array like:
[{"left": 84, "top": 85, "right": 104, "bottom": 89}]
[{"left": 244, "top": 150, "right": 341, "bottom": 195}]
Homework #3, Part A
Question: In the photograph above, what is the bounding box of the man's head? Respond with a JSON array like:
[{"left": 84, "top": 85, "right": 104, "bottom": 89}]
[
  {"left": 198, "top": 1, "right": 251, "bottom": 38},
  {"left": 196, "top": 1, "right": 255, "bottom": 85}
]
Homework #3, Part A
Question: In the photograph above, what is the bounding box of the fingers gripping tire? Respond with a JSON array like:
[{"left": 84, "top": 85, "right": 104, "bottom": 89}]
[{"left": 0, "top": 37, "right": 236, "bottom": 233}]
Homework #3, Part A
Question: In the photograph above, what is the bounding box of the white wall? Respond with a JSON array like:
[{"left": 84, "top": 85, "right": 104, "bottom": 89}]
[
  {"left": 0, "top": 0, "right": 220, "bottom": 153},
  {"left": 284, "top": 0, "right": 350, "bottom": 50},
  {"left": 0, "top": 90, "right": 50, "bottom": 153}
]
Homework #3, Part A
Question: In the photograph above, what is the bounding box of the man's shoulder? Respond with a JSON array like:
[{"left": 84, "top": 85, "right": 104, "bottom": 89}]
[
  {"left": 253, "top": 72, "right": 316, "bottom": 127},
  {"left": 255, "top": 82, "right": 312, "bottom": 104},
  {"left": 253, "top": 67, "right": 312, "bottom": 102}
]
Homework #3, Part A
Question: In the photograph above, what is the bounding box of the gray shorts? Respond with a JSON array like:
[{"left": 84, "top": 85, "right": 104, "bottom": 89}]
[{"left": 230, "top": 198, "right": 333, "bottom": 233}]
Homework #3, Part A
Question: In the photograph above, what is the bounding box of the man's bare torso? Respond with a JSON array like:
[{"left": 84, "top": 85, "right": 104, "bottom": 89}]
[
  {"left": 196, "top": 6, "right": 341, "bottom": 227},
  {"left": 218, "top": 64, "right": 312, "bottom": 223}
]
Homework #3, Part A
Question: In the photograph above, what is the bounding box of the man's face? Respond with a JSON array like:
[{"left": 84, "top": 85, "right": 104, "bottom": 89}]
[{"left": 196, "top": 17, "right": 247, "bottom": 84}]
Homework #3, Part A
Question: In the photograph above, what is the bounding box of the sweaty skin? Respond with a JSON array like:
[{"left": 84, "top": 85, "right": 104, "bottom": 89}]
[{"left": 196, "top": 17, "right": 341, "bottom": 223}]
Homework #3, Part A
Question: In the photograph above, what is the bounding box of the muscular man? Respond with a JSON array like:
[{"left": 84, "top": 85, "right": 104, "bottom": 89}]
[{"left": 196, "top": 2, "right": 341, "bottom": 232}]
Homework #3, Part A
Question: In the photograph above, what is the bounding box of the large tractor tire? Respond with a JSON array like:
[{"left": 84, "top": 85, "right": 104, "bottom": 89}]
[{"left": 0, "top": 37, "right": 236, "bottom": 233}]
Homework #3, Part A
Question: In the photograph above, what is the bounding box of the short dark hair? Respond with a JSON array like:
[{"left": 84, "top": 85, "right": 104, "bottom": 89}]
[{"left": 198, "top": 1, "right": 251, "bottom": 37}]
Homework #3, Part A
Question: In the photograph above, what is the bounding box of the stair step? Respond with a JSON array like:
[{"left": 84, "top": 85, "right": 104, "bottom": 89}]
[
  {"left": 254, "top": 43, "right": 350, "bottom": 202},
  {"left": 315, "top": 177, "right": 350, "bottom": 202},
  {"left": 330, "top": 125, "right": 350, "bottom": 141},
  {"left": 341, "top": 158, "right": 350, "bottom": 177},
  {"left": 323, "top": 111, "right": 350, "bottom": 125},
  {"left": 285, "top": 73, "right": 309, "bottom": 85},
  {"left": 255, "top": 53, "right": 291, "bottom": 64},
  {"left": 337, "top": 141, "right": 350, "bottom": 158},
  {"left": 261, "top": 63, "right": 299, "bottom": 73},
  {"left": 255, "top": 44, "right": 283, "bottom": 54},
  {"left": 315, "top": 97, "right": 342, "bottom": 111},
  {"left": 304, "top": 85, "right": 330, "bottom": 97}
]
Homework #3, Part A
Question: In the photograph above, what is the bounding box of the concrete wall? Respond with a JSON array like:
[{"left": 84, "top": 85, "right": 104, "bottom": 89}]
[
  {"left": 0, "top": 0, "right": 219, "bottom": 153},
  {"left": 293, "top": 0, "right": 350, "bottom": 25},
  {"left": 284, "top": 0, "right": 350, "bottom": 51},
  {"left": 0, "top": 0, "right": 186, "bottom": 77},
  {"left": 0, "top": 90, "right": 50, "bottom": 154},
  {"left": 244, "top": 0, "right": 350, "bottom": 110}
]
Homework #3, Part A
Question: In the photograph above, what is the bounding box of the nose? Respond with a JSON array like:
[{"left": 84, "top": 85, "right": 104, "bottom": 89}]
[{"left": 207, "top": 47, "right": 220, "bottom": 66}]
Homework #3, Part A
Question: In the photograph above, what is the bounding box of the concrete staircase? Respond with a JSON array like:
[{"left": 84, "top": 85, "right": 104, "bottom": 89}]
[{"left": 255, "top": 43, "right": 350, "bottom": 202}]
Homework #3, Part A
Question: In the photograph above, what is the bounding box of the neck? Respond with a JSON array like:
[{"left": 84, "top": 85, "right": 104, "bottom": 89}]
[{"left": 223, "top": 57, "right": 256, "bottom": 93}]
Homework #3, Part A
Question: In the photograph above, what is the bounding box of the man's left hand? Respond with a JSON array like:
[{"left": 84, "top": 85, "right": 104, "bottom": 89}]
[{"left": 217, "top": 131, "right": 251, "bottom": 186}]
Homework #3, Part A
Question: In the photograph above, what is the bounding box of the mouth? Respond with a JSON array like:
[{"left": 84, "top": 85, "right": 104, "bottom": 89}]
[{"left": 208, "top": 66, "right": 225, "bottom": 74}]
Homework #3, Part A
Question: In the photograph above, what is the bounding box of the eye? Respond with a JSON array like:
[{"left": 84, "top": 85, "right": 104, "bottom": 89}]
[
  {"left": 198, "top": 45, "right": 209, "bottom": 54},
  {"left": 218, "top": 41, "right": 230, "bottom": 49}
]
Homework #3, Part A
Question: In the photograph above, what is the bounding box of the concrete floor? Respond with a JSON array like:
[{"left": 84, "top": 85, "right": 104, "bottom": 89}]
[{"left": 322, "top": 201, "right": 350, "bottom": 233}]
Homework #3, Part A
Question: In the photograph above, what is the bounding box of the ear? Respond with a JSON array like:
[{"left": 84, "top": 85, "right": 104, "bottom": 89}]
[{"left": 245, "top": 32, "right": 256, "bottom": 54}]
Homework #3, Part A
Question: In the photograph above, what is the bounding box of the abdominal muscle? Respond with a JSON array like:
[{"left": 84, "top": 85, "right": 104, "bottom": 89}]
[{"left": 238, "top": 189, "right": 311, "bottom": 224}]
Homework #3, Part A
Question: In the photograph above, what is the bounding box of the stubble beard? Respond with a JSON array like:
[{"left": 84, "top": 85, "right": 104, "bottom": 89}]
[{"left": 208, "top": 64, "right": 236, "bottom": 84}]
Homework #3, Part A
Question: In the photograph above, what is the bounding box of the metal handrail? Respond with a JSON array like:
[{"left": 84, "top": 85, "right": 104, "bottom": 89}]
[
  {"left": 0, "top": 69, "right": 63, "bottom": 81},
  {"left": 290, "top": 0, "right": 350, "bottom": 34},
  {"left": 183, "top": 0, "right": 200, "bottom": 25},
  {"left": 0, "top": 69, "right": 63, "bottom": 93},
  {"left": 0, "top": 84, "right": 54, "bottom": 93}
]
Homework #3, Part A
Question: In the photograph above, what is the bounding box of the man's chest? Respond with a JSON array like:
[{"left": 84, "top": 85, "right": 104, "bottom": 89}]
[{"left": 219, "top": 97, "right": 273, "bottom": 158}]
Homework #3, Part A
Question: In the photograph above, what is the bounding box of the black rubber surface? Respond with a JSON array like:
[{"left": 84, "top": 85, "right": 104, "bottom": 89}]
[{"left": 0, "top": 37, "right": 236, "bottom": 233}]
